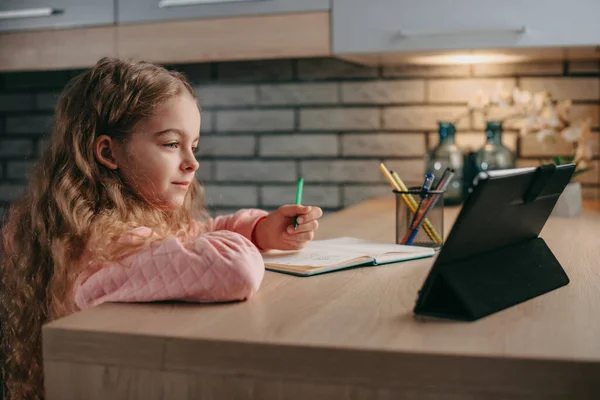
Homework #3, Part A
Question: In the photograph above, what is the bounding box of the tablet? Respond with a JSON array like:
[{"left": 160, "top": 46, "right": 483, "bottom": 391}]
[{"left": 413, "top": 163, "right": 576, "bottom": 320}]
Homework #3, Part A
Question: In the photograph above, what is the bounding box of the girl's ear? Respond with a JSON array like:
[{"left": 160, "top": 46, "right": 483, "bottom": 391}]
[{"left": 94, "top": 135, "right": 119, "bottom": 170}]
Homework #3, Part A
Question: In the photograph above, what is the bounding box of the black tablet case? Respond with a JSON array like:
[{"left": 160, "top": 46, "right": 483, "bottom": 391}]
[{"left": 414, "top": 163, "right": 575, "bottom": 321}]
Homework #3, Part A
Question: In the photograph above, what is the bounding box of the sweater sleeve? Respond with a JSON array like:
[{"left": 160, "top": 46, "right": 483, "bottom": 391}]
[
  {"left": 73, "top": 229, "right": 265, "bottom": 310},
  {"left": 207, "top": 208, "right": 269, "bottom": 240}
]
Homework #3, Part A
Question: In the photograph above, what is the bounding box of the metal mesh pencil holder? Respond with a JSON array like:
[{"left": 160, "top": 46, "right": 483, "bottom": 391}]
[{"left": 394, "top": 187, "right": 444, "bottom": 250}]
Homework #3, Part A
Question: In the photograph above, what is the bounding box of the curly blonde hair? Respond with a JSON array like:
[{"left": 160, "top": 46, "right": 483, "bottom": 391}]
[{"left": 0, "top": 57, "right": 210, "bottom": 399}]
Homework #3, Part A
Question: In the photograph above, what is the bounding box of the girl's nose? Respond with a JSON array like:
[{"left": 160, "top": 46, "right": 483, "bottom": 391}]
[{"left": 182, "top": 152, "right": 200, "bottom": 172}]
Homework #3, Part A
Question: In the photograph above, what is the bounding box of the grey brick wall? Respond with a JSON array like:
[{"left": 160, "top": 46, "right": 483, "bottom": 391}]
[{"left": 0, "top": 58, "right": 599, "bottom": 218}]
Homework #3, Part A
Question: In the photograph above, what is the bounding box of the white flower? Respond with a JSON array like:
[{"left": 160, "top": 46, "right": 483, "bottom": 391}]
[
  {"left": 540, "top": 107, "right": 561, "bottom": 128},
  {"left": 556, "top": 99, "right": 572, "bottom": 122},
  {"left": 575, "top": 158, "right": 589, "bottom": 171},
  {"left": 467, "top": 83, "right": 594, "bottom": 174},
  {"left": 532, "top": 91, "right": 550, "bottom": 112},
  {"left": 469, "top": 89, "right": 490, "bottom": 110},
  {"left": 560, "top": 125, "right": 582, "bottom": 143},
  {"left": 574, "top": 118, "right": 594, "bottom": 161},
  {"left": 575, "top": 143, "right": 593, "bottom": 162},
  {"left": 536, "top": 128, "right": 555, "bottom": 143},
  {"left": 491, "top": 82, "right": 512, "bottom": 107},
  {"left": 519, "top": 116, "right": 541, "bottom": 136},
  {"left": 512, "top": 87, "right": 532, "bottom": 112}
]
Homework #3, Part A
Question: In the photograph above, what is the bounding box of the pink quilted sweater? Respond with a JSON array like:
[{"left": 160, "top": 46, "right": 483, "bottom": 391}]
[{"left": 73, "top": 209, "right": 268, "bottom": 310}]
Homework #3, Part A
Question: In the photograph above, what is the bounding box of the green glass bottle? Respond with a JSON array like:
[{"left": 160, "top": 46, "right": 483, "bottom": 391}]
[
  {"left": 474, "top": 121, "right": 515, "bottom": 172},
  {"left": 425, "top": 121, "right": 464, "bottom": 205}
]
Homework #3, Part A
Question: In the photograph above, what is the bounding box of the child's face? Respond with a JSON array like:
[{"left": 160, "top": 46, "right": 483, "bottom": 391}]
[{"left": 116, "top": 93, "right": 201, "bottom": 210}]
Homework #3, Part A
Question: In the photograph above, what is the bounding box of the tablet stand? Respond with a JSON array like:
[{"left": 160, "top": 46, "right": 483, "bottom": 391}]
[{"left": 414, "top": 164, "right": 571, "bottom": 321}]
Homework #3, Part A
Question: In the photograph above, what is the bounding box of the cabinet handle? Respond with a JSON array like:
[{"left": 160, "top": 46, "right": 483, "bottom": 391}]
[
  {"left": 0, "top": 7, "right": 62, "bottom": 20},
  {"left": 396, "top": 26, "right": 526, "bottom": 38},
  {"left": 158, "top": 0, "right": 264, "bottom": 8}
]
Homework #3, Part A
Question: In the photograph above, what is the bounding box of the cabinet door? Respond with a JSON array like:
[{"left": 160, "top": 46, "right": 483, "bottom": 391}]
[
  {"left": 333, "top": 0, "right": 600, "bottom": 54},
  {"left": 118, "top": 0, "right": 330, "bottom": 24},
  {"left": 0, "top": 0, "right": 114, "bottom": 33}
]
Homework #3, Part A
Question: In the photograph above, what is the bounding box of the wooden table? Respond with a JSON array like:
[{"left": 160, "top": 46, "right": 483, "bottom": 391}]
[{"left": 43, "top": 198, "right": 600, "bottom": 399}]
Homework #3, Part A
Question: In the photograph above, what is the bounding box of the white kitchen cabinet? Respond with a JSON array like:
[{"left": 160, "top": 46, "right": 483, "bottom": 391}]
[
  {"left": 118, "top": 0, "right": 330, "bottom": 24},
  {"left": 0, "top": 0, "right": 114, "bottom": 32},
  {"left": 333, "top": 0, "right": 600, "bottom": 55}
]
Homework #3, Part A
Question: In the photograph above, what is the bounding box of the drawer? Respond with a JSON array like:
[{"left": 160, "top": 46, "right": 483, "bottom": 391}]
[
  {"left": 333, "top": 0, "right": 600, "bottom": 54},
  {"left": 119, "top": 0, "right": 330, "bottom": 24},
  {"left": 0, "top": 0, "right": 114, "bottom": 33}
]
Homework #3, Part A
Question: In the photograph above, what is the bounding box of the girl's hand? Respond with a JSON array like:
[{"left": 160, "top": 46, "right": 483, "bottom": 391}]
[{"left": 254, "top": 205, "right": 323, "bottom": 251}]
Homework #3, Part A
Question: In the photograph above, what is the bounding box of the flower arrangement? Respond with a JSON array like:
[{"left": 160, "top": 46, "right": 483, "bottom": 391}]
[{"left": 455, "top": 83, "right": 594, "bottom": 178}]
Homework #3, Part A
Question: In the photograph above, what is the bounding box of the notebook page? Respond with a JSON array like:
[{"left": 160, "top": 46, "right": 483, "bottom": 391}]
[
  {"left": 262, "top": 240, "right": 368, "bottom": 268},
  {"left": 317, "top": 237, "right": 434, "bottom": 259}
]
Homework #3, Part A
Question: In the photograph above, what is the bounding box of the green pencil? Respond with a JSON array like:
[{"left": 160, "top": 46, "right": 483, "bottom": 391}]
[{"left": 294, "top": 177, "right": 304, "bottom": 229}]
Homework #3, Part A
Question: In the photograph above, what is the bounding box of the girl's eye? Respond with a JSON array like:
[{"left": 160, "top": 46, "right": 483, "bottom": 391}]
[
  {"left": 192, "top": 146, "right": 198, "bottom": 154},
  {"left": 164, "top": 143, "right": 178, "bottom": 149}
]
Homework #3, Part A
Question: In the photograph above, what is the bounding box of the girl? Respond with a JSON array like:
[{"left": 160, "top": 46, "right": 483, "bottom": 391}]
[{"left": 0, "top": 57, "right": 322, "bottom": 400}]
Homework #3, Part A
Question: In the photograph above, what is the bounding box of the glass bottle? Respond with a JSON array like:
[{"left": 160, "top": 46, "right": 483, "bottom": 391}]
[
  {"left": 474, "top": 121, "right": 516, "bottom": 172},
  {"left": 425, "top": 121, "right": 464, "bottom": 205}
]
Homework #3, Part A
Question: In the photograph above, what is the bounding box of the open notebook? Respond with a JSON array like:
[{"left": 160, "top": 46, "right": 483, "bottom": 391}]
[{"left": 262, "top": 237, "right": 436, "bottom": 277}]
